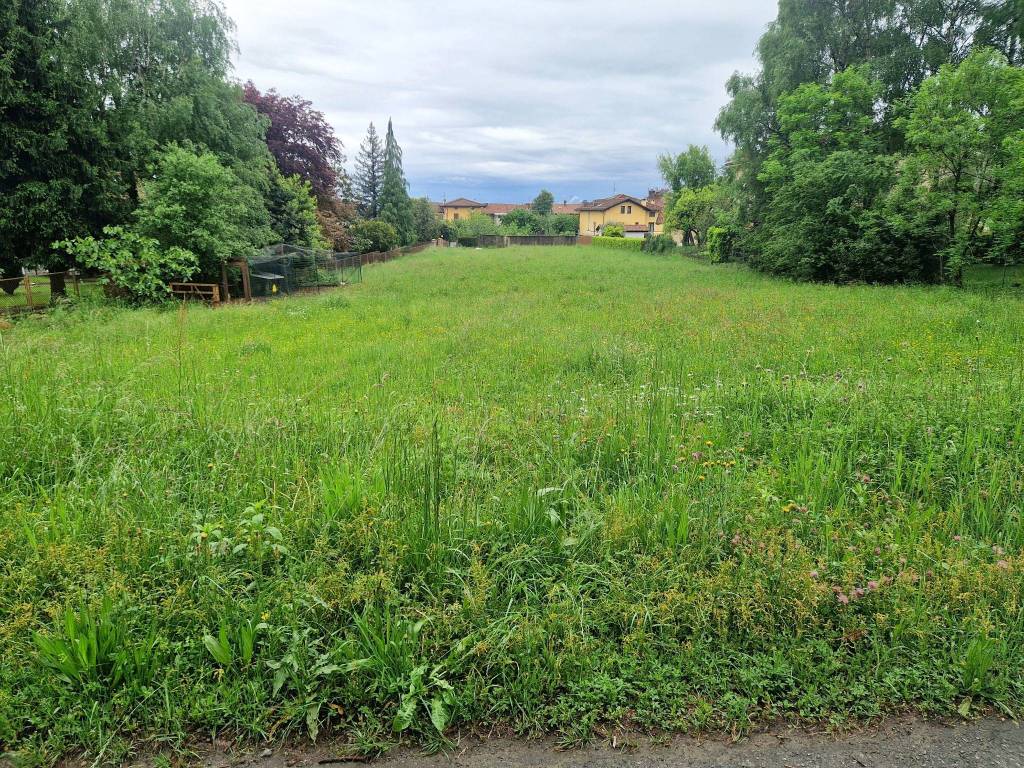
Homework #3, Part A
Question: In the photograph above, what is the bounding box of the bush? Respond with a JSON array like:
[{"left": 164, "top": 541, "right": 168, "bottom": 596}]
[
  {"left": 134, "top": 145, "right": 273, "bottom": 279},
  {"left": 452, "top": 212, "right": 500, "bottom": 240},
  {"left": 706, "top": 226, "right": 737, "bottom": 263},
  {"left": 602, "top": 224, "right": 625, "bottom": 238},
  {"left": 642, "top": 234, "right": 676, "bottom": 254},
  {"left": 351, "top": 220, "right": 399, "bottom": 253},
  {"left": 54, "top": 226, "right": 198, "bottom": 303},
  {"left": 592, "top": 236, "right": 644, "bottom": 251}
]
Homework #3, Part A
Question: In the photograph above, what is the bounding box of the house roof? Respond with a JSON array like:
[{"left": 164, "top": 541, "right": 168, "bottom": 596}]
[
  {"left": 578, "top": 194, "right": 651, "bottom": 212},
  {"left": 623, "top": 224, "right": 650, "bottom": 233},
  {"left": 482, "top": 203, "right": 523, "bottom": 215},
  {"left": 442, "top": 197, "right": 485, "bottom": 208}
]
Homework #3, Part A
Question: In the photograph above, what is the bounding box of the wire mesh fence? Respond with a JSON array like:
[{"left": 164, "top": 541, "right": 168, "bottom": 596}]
[
  {"left": 241, "top": 244, "right": 362, "bottom": 299},
  {"left": 0, "top": 271, "right": 98, "bottom": 314}
]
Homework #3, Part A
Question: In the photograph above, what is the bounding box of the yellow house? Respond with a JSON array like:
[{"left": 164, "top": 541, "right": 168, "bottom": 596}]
[
  {"left": 438, "top": 198, "right": 486, "bottom": 222},
  {"left": 577, "top": 194, "right": 664, "bottom": 238}
]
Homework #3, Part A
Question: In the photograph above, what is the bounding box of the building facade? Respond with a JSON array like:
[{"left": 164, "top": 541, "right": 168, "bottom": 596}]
[{"left": 577, "top": 194, "right": 665, "bottom": 238}]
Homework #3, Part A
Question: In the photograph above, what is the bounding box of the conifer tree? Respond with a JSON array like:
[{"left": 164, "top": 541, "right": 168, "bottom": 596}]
[
  {"left": 378, "top": 119, "right": 415, "bottom": 244},
  {"left": 353, "top": 122, "right": 385, "bottom": 218}
]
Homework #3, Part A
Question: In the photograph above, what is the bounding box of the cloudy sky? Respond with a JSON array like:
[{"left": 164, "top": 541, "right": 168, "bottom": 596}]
[{"left": 222, "top": 0, "right": 778, "bottom": 203}]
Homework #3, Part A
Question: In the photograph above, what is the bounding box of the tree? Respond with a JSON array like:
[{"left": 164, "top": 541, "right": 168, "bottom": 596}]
[
  {"left": 267, "top": 172, "right": 327, "bottom": 249},
  {"left": 242, "top": 82, "right": 343, "bottom": 202},
  {"left": 531, "top": 190, "right": 554, "bottom": 215},
  {"left": 501, "top": 209, "right": 540, "bottom": 233},
  {"left": 411, "top": 198, "right": 440, "bottom": 242},
  {"left": 658, "top": 145, "right": 717, "bottom": 193},
  {"left": 988, "top": 133, "right": 1024, "bottom": 269},
  {"left": 378, "top": 119, "right": 415, "bottom": 245},
  {"left": 713, "top": 0, "right": 996, "bottom": 266},
  {"left": 547, "top": 213, "right": 579, "bottom": 235},
  {"left": 666, "top": 186, "right": 721, "bottom": 246},
  {"left": 899, "top": 48, "right": 1024, "bottom": 281},
  {"left": 353, "top": 122, "right": 385, "bottom": 218},
  {"left": 451, "top": 213, "right": 500, "bottom": 240},
  {"left": 350, "top": 220, "right": 399, "bottom": 254},
  {"left": 0, "top": 0, "right": 128, "bottom": 295},
  {"left": 753, "top": 67, "right": 936, "bottom": 282},
  {"left": 133, "top": 145, "right": 273, "bottom": 278}
]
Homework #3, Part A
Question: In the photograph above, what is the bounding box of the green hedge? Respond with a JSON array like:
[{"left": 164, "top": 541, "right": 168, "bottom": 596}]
[{"left": 591, "top": 236, "right": 644, "bottom": 251}]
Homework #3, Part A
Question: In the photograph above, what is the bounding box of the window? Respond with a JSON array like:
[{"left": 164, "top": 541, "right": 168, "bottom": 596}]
[
  {"left": 649, "top": 211, "right": 655, "bottom": 218},
  {"left": 620, "top": 205, "right": 626, "bottom": 214},
  {"left": 453, "top": 213, "right": 460, "bottom": 220},
  {"left": 627, "top": 205, "right": 632, "bottom": 214},
  {"left": 648, "top": 223, "right": 655, "bottom": 233}
]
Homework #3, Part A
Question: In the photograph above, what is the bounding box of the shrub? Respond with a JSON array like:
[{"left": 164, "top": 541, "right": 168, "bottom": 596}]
[
  {"left": 706, "top": 226, "right": 737, "bottom": 263},
  {"left": 134, "top": 145, "right": 273, "bottom": 279},
  {"left": 54, "top": 227, "right": 198, "bottom": 303},
  {"left": 602, "top": 223, "right": 625, "bottom": 238},
  {"left": 592, "top": 236, "right": 643, "bottom": 251},
  {"left": 642, "top": 234, "right": 676, "bottom": 254},
  {"left": 351, "top": 220, "right": 399, "bottom": 253},
  {"left": 451, "top": 212, "right": 500, "bottom": 240}
]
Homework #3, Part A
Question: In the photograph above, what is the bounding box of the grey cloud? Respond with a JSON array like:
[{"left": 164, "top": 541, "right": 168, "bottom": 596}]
[{"left": 224, "top": 0, "right": 777, "bottom": 201}]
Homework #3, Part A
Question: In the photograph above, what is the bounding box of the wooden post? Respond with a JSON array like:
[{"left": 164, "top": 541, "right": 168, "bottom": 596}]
[
  {"left": 23, "top": 275, "right": 33, "bottom": 309},
  {"left": 220, "top": 262, "right": 230, "bottom": 302},
  {"left": 240, "top": 260, "right": 252, "bottom": 300},
  {"left": 211, "top": 285, "right": 220, "bottom": 306}
]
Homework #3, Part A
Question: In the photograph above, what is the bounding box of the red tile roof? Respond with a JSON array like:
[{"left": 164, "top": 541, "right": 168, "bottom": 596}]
[
  {"left": 624, "top": 224, "right": 650, "bottom": 233},
  {"left": 578, "top": 194, "right": 651, "bottom": 212}
]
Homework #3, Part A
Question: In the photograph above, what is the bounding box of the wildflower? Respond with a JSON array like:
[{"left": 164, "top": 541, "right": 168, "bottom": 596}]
[
  {"left": 672, "top": 464, "right": 680, "bottom": 472},
  {"left": 705, "top": 440, "right": 713, "bottom": 447},
  {"left": 837, "top": 594, "right": 850, "bottom": 605},
  {"left": 692, "top": 451, "right": 703, "bottom": 461},
  {"left": 261, "top": 611, "right": 270, "bottom": 621},
  {"left": 731, "top": 534, "right": 742, "bottom": 546},
  {"left": 997, "top": 560, "right": 1010, "bottom": 570},
  {"left": 810, "top": 570, "right": 819, "bottom": 580},
  {"left": 867, "top": 580, "right": 879, "bottom": 591},
  {"left": 953, "top": 535, "right": 962, "bottom": 542},
  {"left": 698, "top": 475, "right": 706, "bottom": 481},
  {"left": 874, "top": 547, "right": 881, "bottom": 555}
]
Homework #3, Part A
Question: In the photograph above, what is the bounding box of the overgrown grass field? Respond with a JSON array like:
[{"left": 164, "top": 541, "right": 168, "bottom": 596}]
[{"left": 1, "top": 246, "right": 1023, "bottom": 762}]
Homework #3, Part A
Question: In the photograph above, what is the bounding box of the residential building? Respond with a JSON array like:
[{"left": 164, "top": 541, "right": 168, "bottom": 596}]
[{"left": 577, "top": 193, "right": 665, "bottom": 238}]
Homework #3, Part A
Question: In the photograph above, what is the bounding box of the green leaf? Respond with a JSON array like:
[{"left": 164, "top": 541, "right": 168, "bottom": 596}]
[
  {"left": 202, "top": 633, "right": 233, "bottom": 666},
  {"left": 393, "top": 695, "right": 417, "bottom": 732},
  {"left": 429, "top": 695, "right": 449, "bottom": 733}
]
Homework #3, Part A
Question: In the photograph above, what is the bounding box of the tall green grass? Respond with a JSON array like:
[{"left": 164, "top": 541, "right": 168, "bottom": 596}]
[{"left": 1, "top": 246, "right": 1022, "bottom": 762}]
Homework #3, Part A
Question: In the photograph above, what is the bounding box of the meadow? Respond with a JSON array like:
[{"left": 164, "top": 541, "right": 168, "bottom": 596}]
[{"left": 1, "top": 246, "right": 1023, "bottom": 763}]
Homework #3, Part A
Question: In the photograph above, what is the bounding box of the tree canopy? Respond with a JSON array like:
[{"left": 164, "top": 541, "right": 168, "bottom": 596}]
[{"left": 708, "top": 0, "right": 1024, "bottom": 283}]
